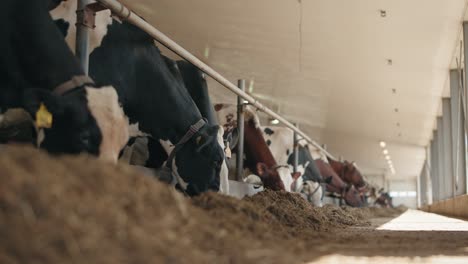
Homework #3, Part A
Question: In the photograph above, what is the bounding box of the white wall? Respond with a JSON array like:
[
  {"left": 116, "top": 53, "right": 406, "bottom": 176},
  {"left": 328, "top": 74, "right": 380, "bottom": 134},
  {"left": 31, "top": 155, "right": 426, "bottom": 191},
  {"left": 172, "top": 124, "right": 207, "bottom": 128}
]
[{"left": 388, "top": 179, "right": 418, "bottom": 208}]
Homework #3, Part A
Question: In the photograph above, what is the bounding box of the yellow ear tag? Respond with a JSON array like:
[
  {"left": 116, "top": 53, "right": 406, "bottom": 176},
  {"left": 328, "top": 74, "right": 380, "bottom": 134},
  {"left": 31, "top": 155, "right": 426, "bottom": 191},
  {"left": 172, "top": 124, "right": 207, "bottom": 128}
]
[{"left": 36, "top": 103, "right": 53, "bottom": 129}]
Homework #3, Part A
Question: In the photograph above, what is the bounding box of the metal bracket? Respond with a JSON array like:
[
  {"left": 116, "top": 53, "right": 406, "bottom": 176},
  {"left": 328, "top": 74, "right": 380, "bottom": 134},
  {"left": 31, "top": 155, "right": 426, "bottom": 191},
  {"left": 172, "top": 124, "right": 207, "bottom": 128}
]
[{"left": 76, "top": 2, "right": 109, "bottom": 29}]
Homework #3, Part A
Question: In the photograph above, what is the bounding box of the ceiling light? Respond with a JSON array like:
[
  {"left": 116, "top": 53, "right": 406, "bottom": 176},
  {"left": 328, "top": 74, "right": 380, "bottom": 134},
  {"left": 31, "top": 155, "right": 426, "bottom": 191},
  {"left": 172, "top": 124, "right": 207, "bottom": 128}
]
[
  {"left": 204, "top": 46, "right": 210, "bottom": 58},
  {"left": 270, "top": 118, "right": 280, "bottom": 125},
  {"left": 383, "top": 149, "right": 389, "bottom": 155},
  {"left": 387, "top": 59, "right": 393, "bottom": 65},
  {"left": 380, "top": 10, "right": 387, "bottom": 18},
  {"left": 385, "top": 155, "right": 391, "bottom": 160},
  {"left": 387, "top": 160, "right": 393, "bottom": 165},
  {"left": 379, "top": 141, "right": 386, "bottom": 148},
  {"left": 394, "top": 108, "right": 399, "bottom": 113},
  {"left": 248, "top": 80, "right": 255, "bottom": 93}
]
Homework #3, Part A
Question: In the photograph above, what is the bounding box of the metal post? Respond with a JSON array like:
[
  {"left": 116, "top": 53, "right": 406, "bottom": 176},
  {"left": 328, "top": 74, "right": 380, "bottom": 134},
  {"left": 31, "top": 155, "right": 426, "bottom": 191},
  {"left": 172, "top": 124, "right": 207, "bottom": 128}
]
[
  {"left": 293, "top": 124, "right": 299, "bottom": 173},
  {"left": 76, "top": 0, "right": 92, "bottom": 74},
  {"left": 236, "top": 79, "right": 245, "bottom": 181}
]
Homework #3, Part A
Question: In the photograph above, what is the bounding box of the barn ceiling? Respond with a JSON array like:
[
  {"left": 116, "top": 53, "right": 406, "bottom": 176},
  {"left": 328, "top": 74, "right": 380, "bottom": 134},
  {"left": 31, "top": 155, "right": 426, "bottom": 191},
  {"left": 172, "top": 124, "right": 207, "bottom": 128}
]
[{"left": 120, "top": 0, "right": 468, "bottom": 179}]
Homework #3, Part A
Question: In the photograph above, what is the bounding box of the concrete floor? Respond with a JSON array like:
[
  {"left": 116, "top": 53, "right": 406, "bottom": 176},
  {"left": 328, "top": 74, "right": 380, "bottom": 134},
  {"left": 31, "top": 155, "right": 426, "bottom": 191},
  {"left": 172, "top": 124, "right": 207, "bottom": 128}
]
[{"left": 307, "top": 210, "right": 468, "bottom": 263}]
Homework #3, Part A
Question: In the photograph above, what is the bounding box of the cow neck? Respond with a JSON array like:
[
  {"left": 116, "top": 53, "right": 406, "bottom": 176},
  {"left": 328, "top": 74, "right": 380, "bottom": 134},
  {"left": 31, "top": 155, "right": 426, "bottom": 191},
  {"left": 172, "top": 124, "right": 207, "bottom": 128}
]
[
  {"left": 166, "top": 114, "right": 204, "bottom": 144},
  {"left": 165, "top": 118, "right": 206, "bottom": 168},
  {"left": 177, "top": 61, "right": 218, "bottom": 125},
  {"left": 243, "top": 119, "right": 278, "bottom": 172},
  {"left": 88, "top": 20, "right": 204, "bottom": 144},
  {"left": 14, "top": 0, "right": 84, "bottom": 91},
  {"left": 316, "top": 159, "right": 346, "bottom": 192}
]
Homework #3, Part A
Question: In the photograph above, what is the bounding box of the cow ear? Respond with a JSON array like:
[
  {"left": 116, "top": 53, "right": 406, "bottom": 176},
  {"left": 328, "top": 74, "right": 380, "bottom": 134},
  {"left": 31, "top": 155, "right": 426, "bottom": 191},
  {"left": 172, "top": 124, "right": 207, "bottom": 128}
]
[
  {"left": 23, "top": 89, "right": 64, "bottom": 124},
  {"left": 256, "top": 162, "right": 268, "bottom": 177}
]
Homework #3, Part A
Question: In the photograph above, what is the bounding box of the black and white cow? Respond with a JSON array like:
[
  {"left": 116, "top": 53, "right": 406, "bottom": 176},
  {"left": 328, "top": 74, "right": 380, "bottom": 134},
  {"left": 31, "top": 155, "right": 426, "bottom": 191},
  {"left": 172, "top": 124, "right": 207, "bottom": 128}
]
[
  {"left": 262, "top": 126, "right": 326, "bottom": 206},
  {"left": 120, "top": 58, "right": 229, "bottom": 194},
  {"left": 51, "top": 1, "right": 227, "bottom": 195},
  {"left": 0, "top": 0, "right": 129, "bottom": 162}
]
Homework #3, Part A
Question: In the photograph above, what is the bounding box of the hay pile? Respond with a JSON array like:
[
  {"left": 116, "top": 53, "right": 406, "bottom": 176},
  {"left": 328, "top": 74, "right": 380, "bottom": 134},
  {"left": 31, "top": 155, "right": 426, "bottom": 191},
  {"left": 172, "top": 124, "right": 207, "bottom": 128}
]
[
  {"left": 193, "top": 190, "right": 369, "bottom": 239},
  {"left": 0, "top": 145, "right": 375, "bottom": 264}
]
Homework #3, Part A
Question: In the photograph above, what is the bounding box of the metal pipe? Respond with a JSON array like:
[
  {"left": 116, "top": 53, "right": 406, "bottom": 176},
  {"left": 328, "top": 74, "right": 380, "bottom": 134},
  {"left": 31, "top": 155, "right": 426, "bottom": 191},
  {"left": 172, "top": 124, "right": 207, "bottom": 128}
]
[
  {"left": 75, "top": 0, "right": 92, "bottom": 74},
  {"left": 95, "top": 0, "right": 336, "bottom": 160},
  {"left": 236, "top": 80, "right": 246, "bottom": 181},
  {"left": 293, "top": 124, "right": 299, "bottom": 173}
]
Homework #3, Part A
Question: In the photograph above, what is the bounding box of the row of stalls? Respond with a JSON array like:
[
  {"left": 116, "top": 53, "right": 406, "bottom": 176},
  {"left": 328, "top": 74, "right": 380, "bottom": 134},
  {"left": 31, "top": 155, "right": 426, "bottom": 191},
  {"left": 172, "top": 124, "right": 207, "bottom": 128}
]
[{"left": 73, "top": 0, "right": 378, "bottom": 202}]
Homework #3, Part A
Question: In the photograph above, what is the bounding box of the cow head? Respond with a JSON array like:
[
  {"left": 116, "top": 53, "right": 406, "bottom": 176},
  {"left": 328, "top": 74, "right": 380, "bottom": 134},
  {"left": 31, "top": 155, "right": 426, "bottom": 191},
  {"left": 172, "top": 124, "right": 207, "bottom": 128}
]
[
  {"left": 23, "top": 86, "right": 129, "bottom": 163},
  {"left": 343, "top": 160, "right": 367, "bottom": 189},
  {"left": 343, "top": 185, "right": 364, "bottom": 207},
  {"left": 256, "top": 163, "right": 286, "bottom": 191},
  {"left": 172, "top": 125, "right": 225, "bottom": 196}
]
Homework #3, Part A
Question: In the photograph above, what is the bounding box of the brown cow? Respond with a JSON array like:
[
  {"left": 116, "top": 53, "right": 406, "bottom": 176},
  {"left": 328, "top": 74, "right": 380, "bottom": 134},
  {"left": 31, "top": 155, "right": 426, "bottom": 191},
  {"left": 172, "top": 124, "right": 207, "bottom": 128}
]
[
  {"left": 328, "top": 158, "right": 367, "bottom": 190},
  {"left": 314, "top": 159, "right": 363, "bottom": 207},
  {"left": 215, "top": 103, "right": 294, "bottom": 191}
]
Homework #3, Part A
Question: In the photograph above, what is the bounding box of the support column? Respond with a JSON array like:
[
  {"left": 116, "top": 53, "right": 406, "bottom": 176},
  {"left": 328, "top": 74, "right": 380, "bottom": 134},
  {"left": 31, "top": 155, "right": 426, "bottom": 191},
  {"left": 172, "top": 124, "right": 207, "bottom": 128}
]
[
  {"left": 426, "top": 146, "right": 433, "bottom": 204},
  {"left": 450, "top": 69, "right": 467, "bottom": 197},
  {"left": 430, "top": 133, "right": 439, "bottom": 202},
  {"left": 437, "top": 117, "right": 446, "bottom": 200},
  {"left": 442, "top": 98, "right": 454, "bottom": 199},
  {"left": 236, "top": 79, "right": 246, "bottom": 181},
  {"left": 417, "top": 169, "right": 422, "bottom": 207},
  {"left": 462, "top": 21, "right": 468, "bottom": 194}
]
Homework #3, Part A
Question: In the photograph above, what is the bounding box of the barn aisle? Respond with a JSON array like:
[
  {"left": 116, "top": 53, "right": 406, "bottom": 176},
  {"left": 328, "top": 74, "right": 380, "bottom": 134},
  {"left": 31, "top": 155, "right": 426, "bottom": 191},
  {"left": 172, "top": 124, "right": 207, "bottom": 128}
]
[{"left": 309, "top": 210, "right": 468, "bottom": 264}]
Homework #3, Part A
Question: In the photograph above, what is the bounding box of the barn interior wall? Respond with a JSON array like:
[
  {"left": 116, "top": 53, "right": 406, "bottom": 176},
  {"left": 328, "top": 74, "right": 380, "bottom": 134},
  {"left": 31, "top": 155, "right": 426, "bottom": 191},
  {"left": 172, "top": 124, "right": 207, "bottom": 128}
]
[{"left": 388, "top": 179, "right": 418, "bottom": 209}]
